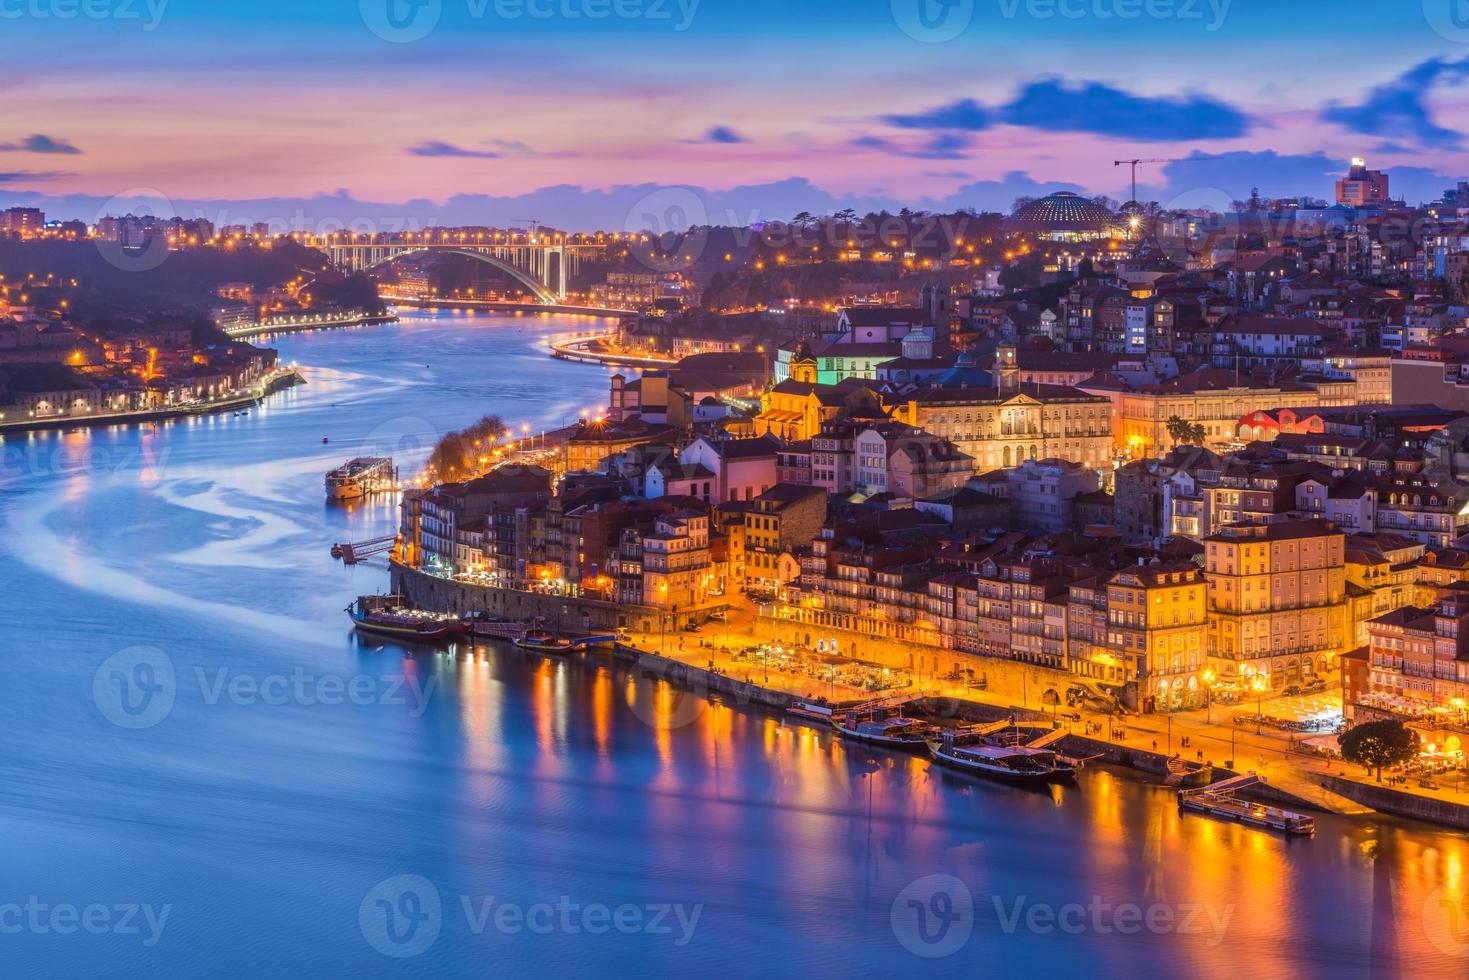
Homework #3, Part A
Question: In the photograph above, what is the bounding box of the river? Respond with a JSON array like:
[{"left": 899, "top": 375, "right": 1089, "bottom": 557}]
[{"left": 0, "top": 309, "right": 1465, "bottom": 979}]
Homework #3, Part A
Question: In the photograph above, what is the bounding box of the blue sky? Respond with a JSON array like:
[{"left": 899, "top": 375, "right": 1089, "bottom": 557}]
[{"left": 2, "top": 0, "right": 1468, "bottom": 228}]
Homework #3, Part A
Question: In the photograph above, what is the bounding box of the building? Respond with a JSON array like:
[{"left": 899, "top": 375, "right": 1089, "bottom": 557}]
[
  {"left": 613, "top": 509, "right": 713, "bottom": 611},
  {"left": 892, "top": 348, "right": 1113, "bottom": 471},
  {"left": 853, "top": 423, "right": 973, "bottom": 500},
  {"left": 1204, "top": 519, "right": 1347, "bottom": 688},
  {"left": 1083, "top": 367, "right": 1388, "bottom": 457},
  {"left": 408, "top": 467, "right": 554, "bottom": 574},
  {"left": 676, "top": 435, "right": 780, "bottom": 503},
  {"left": 1359, "top": 585, "right": 1469, "bottom": 727},
  {"left": 731, "top": 483, "right": 827, "bottom": 596},
  {"left": 0, "top": 207, "right": 45, "bottom": 235},
  {"left": 562, "top": 418, "right": 675, "bottom": 476},
  {"left": 1106, "top": 562, "right": 1210, "bottom": 712},
  {"left": 1336, "top": 158, "right": 1390, "bottom": 207},
  {"left": 1006, "top": 458, "right": 1101, "bottom": 534},
  {"left": 1003, "top": 192, "right": 1119, "bottom": 241},
  {"left": 751, "top": 376, "right": 886, "bottom": 443}
]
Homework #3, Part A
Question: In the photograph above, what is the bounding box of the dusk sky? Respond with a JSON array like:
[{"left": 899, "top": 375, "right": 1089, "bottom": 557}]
[{"left": 6, "top": 0, "right": 1469, "bottom": 228}]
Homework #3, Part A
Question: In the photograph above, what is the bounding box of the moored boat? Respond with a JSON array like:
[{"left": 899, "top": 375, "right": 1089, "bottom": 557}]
[
  {"left": 514, "top": 630, "right": 575, "bottom": 654},
  {"left": 832, "top": 714, "right": 937, "bottom": 753},
  {"left": 927, "top": 731, "right": 1075, "bottom": 783},
  {"left": 461, "top": 612, "right": 528, "bottom": 642},
  {"left": 347, "top": 595, "right": 466, "bottom": 642},
  {"left": 325, "top": 457, "right": 396, "bottom": 501}
]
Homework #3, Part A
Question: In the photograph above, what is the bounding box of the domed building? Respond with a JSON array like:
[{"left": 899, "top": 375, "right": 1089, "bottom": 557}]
[{"left": 1004, "top": 192, "right": 1119, "bottom": 241}]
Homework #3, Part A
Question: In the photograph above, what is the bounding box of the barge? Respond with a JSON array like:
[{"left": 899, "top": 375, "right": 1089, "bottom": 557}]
[
  {"left": 325, "top": 457, "right": 396, "bottom": 501},
  {"left": 1178, "top": 773, "right": 1316, "bottom": 836}
]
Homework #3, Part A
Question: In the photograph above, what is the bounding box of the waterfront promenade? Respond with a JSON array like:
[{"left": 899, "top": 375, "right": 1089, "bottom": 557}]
[
  {"left": 614, "top": 618, "right": 1468, "bottom": 824},
  {"left": 548, "top": 333, "right": 677, "bottom": 369},
  {"left": 394, "top": 557, "right": 1469, "bottom": 829},
  {"left": 223, "top": 310, "right": 397, "bottom": 339},
  {"left": 0, "top": 365, "right": 303, "bottom": 434}
]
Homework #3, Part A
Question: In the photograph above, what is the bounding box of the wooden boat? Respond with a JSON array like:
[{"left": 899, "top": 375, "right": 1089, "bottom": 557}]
[
  {"left": 1167, "top": 756, "right": 1214, "bottom": 788},
  {"left": 514, "top": 631, "right": 574, "bottom": 654},
  {"left": 927, "top": 731, "right": 1075, "bottom": 783},
  {"left": 347, "top": 595, "right": 465, "bottom": 642},
  {"left": 461, "top": 612, "right": 528, "bottom": 642},
  {"left": 832, "top": 714, "right": 936, "bottom": 753}
]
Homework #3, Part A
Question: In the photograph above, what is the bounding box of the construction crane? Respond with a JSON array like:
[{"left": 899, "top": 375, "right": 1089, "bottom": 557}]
[
  {"left": 1113, "top": 158, "right": 1176, "bottom": 206},
  {"left": 513, "top": 217, "right": 542, "bottom": 236}
]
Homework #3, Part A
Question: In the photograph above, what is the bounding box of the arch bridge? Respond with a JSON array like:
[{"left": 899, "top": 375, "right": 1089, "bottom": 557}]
[{"left": 324, "top": 239, "right": 604, "bottom": 304}]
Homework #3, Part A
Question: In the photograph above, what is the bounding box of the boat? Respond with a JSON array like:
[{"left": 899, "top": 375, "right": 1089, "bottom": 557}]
[
  {"left": 461, "top": 612, "right": 529, "bottom": 642},
  {"left": 787, "top": 701, "right": 835, "bottom": 723},
  {"left": 325, "top": 457, "right": 396, "bottom": 501},
  {"left": 832, "top": 714, "right": 937, "bottom": 753},
  {"left": 514, "top": 630, "right": 574, "bottom": 654},
  {"left": 1177, "top": 773, "right": 1315, "bottom": 836},
  {"left": 927, "top": 730, "right": 1076, "bottom": 783},
  {"left": 1166, "top": 756, "right": 1214, "bottom": 788},
  {"left": 347, "top": 595, "right": 466, "bottom": 642}
]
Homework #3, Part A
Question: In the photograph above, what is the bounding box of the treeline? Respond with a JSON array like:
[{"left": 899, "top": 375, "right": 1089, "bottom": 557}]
[
  {"left": 424, "top": 414, "right": 507, "bottom": 482},
  {"left": 0, "top": 239, "right": 385, "bottom": 333}
]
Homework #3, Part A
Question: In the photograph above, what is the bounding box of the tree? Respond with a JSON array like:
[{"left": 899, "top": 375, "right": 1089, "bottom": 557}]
[
  {"left": 1339, "top": 719, "right": 1420, "bottom": 782},
  {"left": 1166, "top": 415, "right": 1207, "bottom": 446},
  {"left": 425, "top": 414, "right": 508, "bottom": 482}
]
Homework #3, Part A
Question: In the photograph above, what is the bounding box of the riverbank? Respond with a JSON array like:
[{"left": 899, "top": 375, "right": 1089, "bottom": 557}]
[
  {"left": 385, "top": 296, "right": 634, "bottom": 318},
  {"left": 0, "top": 367, "right": 304, "bottom": 435},
  {"left": 226, "top": 311, "right": 397, "bottom": 339},
  {"left": 548, "top": 334, "right": 677, "bottom": 369},
  {"left": 394, "top": 562, "right": 1469, "bottom": 830}
]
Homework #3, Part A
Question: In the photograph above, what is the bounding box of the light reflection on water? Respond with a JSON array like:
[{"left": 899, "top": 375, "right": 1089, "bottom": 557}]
[{"left": 0, "top": 311, "right": 1465, "bottom": 978}]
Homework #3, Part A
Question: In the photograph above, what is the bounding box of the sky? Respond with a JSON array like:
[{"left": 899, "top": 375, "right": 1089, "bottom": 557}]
[{"left": 3, "top": 0, "right": 1469, "bottom": 229}]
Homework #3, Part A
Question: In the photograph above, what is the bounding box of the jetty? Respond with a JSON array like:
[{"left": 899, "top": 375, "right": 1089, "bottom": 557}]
[{"left": 1178, "top": 773, "right": 1317, "bottom": 836}]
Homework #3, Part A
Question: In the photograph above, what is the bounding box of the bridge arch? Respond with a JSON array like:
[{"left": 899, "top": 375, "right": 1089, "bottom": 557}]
[{"left": 352, "top": 248, "right": 560, "bottom": 304}]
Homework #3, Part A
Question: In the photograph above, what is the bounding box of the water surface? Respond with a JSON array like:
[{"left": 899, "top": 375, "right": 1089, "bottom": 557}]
[{"left": 0, "top": 310, "right": 1465, "bottom": 978}]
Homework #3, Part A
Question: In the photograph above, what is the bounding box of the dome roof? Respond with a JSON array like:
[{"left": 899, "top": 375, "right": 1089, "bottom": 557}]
[{"left": 1005, "top": 192, "right": 1117, "bottom": 233}]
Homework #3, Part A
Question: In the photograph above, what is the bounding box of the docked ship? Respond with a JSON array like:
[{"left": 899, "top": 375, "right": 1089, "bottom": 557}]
[
  {"left": 831, "top": 714, "right": 937, "bottom": 753},
  {"left": 927, "top": 729, "right": 1079, "bottom": 783},
  {"left": 461, "top": 612, "right": 530, "bottom": 643},
  {"left": 514, "top": 629, "right": 575, "bottom": 654},
  {"left": 347, "top": 595, "right": 466, "bottom": 642},
  {"left": 325, "top": 457, "right": 396, "bottom": 501}
]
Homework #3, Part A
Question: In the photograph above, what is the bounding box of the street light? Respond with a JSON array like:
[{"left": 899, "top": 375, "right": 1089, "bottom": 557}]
[
  {"left": 1202, "top": 669, "right": 1216, "bottom": 724},
  {"left": 1252, "top": 675, "right": 1267, "bottom": 736}
]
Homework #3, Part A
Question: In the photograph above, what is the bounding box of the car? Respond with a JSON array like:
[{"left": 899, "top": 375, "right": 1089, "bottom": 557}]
[{"left": 1283, "top": 684, "right": 1302, "bottom": 697}]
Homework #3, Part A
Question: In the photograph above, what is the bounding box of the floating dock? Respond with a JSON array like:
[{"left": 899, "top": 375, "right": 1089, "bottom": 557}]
[{"left": 1178, "top": 773, "right": 1316, "bottom": 836}]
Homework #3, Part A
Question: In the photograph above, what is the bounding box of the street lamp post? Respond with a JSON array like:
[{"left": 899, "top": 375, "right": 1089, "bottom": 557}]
[
  {"left": 1253, "top": 676, "right": 1266, "bottom": 736},
  {"left": 1202, "top": 669, "right": 1215, "bottom": 725}
]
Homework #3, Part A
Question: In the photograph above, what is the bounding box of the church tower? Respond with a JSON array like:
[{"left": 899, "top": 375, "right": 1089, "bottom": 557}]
[{"left": 995, "top": 344, "right": 1019, "bottom": 394}]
